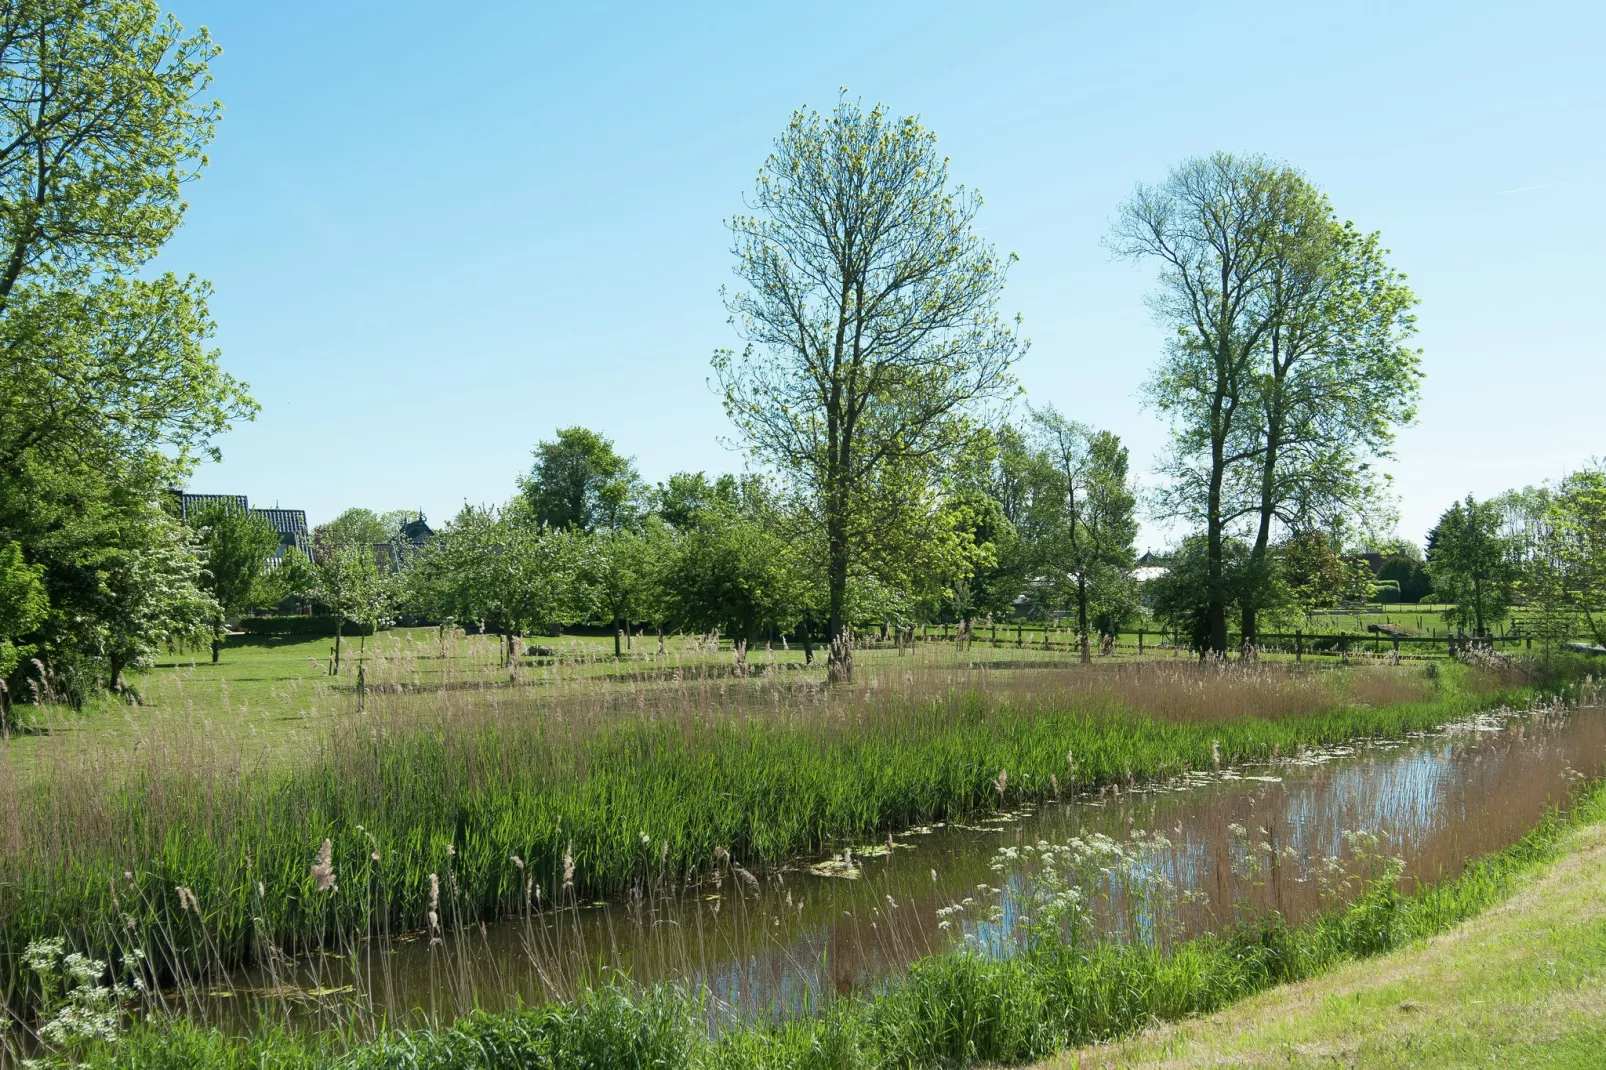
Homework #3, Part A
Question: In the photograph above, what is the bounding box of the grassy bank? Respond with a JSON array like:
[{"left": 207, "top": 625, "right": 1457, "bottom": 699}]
[
  {"left": 0, "top": 658, "right": 1564, "bottom": 1024},
  {"left": 35, "top": 744, "right": 1606, "bottom": 1069},
  {"left": 1054, "top": 814, "right": 1606, "bottom": 1067}
]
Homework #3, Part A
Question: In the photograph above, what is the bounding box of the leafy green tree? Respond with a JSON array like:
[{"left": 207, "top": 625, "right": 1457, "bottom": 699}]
[
  {"left": 519, "top": 427, "right": 644, "bottom": 533},
  {"left": 188, "top": 500, "right": 280, "bottom": 663},
  {"left": 1279, "top": 530, "right": 1354, "bottom": 619},
  {"left": 937, "top": 426, "right": 1034, "bottom": 621},
  {"left": 408, "top": 506, "right": 591, "bottom": 664},
  {"left": 0, "top": 3, "right": 252, "bottom": 697},
  {"left": 1522, "top": 547, "right": 1577, "bottom": 661},
  {"left": 314, "top": 508, "right": 390, "bottom": 552},
  {"left": 310, "top": 544, "right": 391, "bottom": 675},
  {"left": 715, "top": 97, "right": 1023, "bottom": 681},
  {"left": 1029, "top": 409, "right": 1139, "bottom": 661},
  {"left": 1112, "top": 153, "right": 1324, "bottom": 656},
  {"left": 659, "top": 511, "right": 788, "bottom": 645},
  {"left": 258, "top": 546, "right": 318, "bottom": 611},
  {"left": 1145, "top": 536, "right": 1265, "bottom": 654},
  {"left": 1546, "top": 468, "right": 1606, "bottom": 646},
  {"left": 0, "top": 540, "right": 47, "bottom": 692},
  {"left": 1427, "top": 495, "right": 1518, "bottom": 638},
  {"left": 654, "top": 472, "right": 742, "bottom": 533},
  {"left": 97, "top": 515, "right": 214, "bottom": 695},
  {"left": 583, "top": 525, "right": 667, "bottom": 657}
]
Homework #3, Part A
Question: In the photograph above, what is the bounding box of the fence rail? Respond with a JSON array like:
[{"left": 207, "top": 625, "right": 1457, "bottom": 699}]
[{"left": 863, "top": 625, "right": 1549, "bottom": 660}]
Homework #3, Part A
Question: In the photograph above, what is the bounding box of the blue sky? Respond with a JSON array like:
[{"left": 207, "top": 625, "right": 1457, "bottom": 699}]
[{"left": 165, "top": 1, "right": 1604, "bottom": 549}]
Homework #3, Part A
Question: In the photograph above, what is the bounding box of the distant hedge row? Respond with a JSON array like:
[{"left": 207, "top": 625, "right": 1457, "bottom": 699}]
[{"left": 238, "top": 615, "right": 381, "bottom": 637}]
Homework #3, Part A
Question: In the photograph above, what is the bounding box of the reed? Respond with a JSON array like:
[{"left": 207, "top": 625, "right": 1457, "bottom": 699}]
[
  {"left": 50, "top": 771, "right": 1606, "bottom": 1070},
  {"left": 0, "top": 653, "right": 1539, "bottom": 1026}
]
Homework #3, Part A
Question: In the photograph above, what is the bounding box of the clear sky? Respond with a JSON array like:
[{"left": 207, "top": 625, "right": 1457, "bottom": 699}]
[{"left": 164, "top": 0, "right": 1604, "bottom": 550}]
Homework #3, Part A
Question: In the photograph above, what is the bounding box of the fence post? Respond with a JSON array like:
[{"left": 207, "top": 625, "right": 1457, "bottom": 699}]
[{"left": 1295, "top": 630, "right": 1302, "bottom": 663}]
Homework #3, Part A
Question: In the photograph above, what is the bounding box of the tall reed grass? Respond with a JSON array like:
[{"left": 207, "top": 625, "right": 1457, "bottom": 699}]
[
  {"left": 49, "top": 770, "right": 1606, "bottom": 1070},
  {"left": 0, "top": 654, "right": 1534, "bottom": 1028}
]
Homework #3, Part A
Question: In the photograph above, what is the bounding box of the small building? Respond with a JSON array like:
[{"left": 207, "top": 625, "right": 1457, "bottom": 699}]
[
  {"left": 1133, "top": 551, "right": 1173, "bottom": 583},
  {"left": 399, "top": 515, "right": 434, "bottom": 547}
]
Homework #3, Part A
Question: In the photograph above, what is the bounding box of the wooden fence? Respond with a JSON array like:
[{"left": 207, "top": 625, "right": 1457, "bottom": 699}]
[{"left": 867, "top": 624, "right": 1545, "bottom": 660}]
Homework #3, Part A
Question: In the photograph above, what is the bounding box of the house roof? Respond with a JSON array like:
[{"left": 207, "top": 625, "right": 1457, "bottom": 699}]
[
  {"left": 173, "top": 491, "right": 312, "bottom": 561},
  {"left": 175, "top": 492, "right": 249, "bottom": 519},
  {"left": 250, "top": 508, "right": 309, "bottom": 540}
]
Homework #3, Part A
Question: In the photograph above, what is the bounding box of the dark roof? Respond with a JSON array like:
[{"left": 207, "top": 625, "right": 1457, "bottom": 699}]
[
  {"left": 250, "top": 508, "right": 309, "bottom": 540},
  {"left": 252, "top": 508, "right": 313, "bottom": 562},
  {"left": 399, "top": 516, "right": 434, "bottom": 545},
  {"left": 173, "top": 491, "right": 312, "bottom": 562},
  {"left": 175, "top": 492, "right": 249, "bottom": 519}
]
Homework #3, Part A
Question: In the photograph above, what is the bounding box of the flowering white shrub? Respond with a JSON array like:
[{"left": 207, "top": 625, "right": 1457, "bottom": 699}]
[{"left": 22, "top": 938, "right": 143, "bottom": 1053}]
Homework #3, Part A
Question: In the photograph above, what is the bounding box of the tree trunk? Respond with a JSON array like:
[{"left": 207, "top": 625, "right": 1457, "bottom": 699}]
[
  {"left": 1077, "top": 575, "right": 1091, "bottom": 664},
  {"left": 211, "top": 628, "right": 221, "bottom": 664},
  {"left": 332, "top": 620, "right": 343, "bottom": 675},
  {"left": 1242, "top": 339, "right": 1287, "bottom": 653},
  {"left": 800, "top": 613, "right": 814, "bottom": 665},
  {"left": 1205, "top": 478, "right": 1229, "bottom": 659},
  {"left": 826, "top": 511, "right": 851, "bottom": 682},
  {"left": 614, "top": 621, "right": 622, "bottom": 659}
]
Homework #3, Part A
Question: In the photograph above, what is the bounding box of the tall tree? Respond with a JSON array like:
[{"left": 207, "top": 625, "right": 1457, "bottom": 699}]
[
  {"left": 189, "top": 500, "right": 280, "bottom": 663},
  {"left": 1427, "top": 495, "right": 1518, "bottom": 639},
  {"left": 0, "top": 2, "right": 252, "bottom": 696},
  {"left": 714, "top": 97, "right": 1023, "bottom": 681},
  {"left": 519, "top": 427, "right": 644, "bottom": 533},
  {"left": 1233, "top": 214, "right": 1420, "bottom": 646},
  {"left": 1029, "top": 409, "right": 1138, "bottom": 661},
  {"left": 1111, "top": 153, "right": 1319, "bottom": 656}
]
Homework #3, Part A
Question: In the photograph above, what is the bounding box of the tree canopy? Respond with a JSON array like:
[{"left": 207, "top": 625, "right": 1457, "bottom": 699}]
[{"left": 519, "top": 427, "right": 644, "bottom": 533}]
